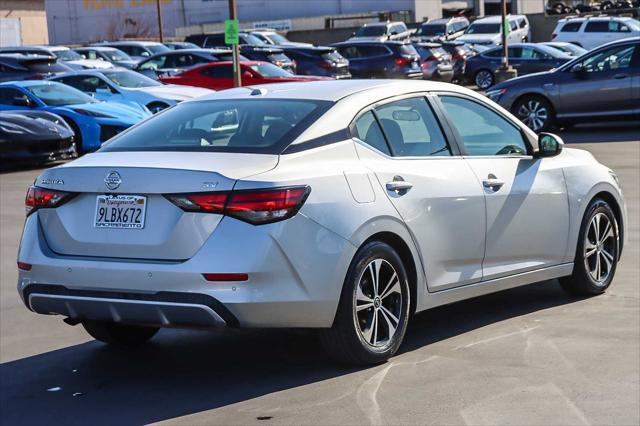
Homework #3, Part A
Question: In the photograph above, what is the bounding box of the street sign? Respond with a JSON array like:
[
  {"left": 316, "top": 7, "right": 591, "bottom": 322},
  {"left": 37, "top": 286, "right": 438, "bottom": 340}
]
[{"left": 225, "top": 19, "right": 239, "bottom": 45}]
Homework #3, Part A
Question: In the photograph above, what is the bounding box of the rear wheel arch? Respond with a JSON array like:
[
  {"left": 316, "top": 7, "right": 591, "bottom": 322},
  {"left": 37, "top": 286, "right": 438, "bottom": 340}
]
[
  {"left": 360, "top": 231, "right": 418, "bottom": 316},
  {"left": 59, "top": 116, "right": 83, "bottom": 154}
]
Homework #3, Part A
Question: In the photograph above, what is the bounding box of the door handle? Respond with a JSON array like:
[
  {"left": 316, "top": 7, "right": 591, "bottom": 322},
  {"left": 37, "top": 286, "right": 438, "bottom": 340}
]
[
  {"left": 613, "top": 73, "right": 628, "bottom": 79},
  {"left": 482, "top": 177, "right": 505, "bottom": 190},
  {"left": 386, "top": 179, "right": 413, "bottom": 194}
]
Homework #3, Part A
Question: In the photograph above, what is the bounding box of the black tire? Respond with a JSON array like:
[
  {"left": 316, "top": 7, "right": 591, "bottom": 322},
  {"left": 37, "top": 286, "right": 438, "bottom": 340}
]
[
  {"left": 320, "top": 241, "right": 411, "bottom": 365},
  {"left": 560, "top": 199, "right": 620, "bottom": 296},
  {"left": 512, "top": 95, "right": 555, "bottom": 132},
  {"left": 146, "top": 101, "right": 169, "bottom": 114},
  {"left": 474, "top": 69, "right": 494, "bottom": 90},
  {"left": 82, "top": 321, "right": 159, "bottom": 346},
  {"left": 554, "top": 3, "right": 565, "bottom": 14}
]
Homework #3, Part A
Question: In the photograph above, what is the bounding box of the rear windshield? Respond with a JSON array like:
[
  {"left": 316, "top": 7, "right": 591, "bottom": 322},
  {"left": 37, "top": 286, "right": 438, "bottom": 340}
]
[
  {"left": 355, "top": 26, "right": 387, "bottom": 37},
  {"left": 100, "top": 99, "right": 332, "bottom": 154},
  {"left": 321, "top": 49, "right": 343, "bottom": 61},
  {"left": 398, "top": 44, "right": 419, "bottom": 56},
  {"left": 25, "top": 60, "right": 71, "bottom": 73},
  {"left": 249, "top": 63, "right": 292, "bottom": 77}
]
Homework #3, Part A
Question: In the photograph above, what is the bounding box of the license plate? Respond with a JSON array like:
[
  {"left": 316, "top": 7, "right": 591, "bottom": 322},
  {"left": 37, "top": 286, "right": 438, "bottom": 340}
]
[{"left": 94, "top": 195, "right": 146, "bottom": 229}]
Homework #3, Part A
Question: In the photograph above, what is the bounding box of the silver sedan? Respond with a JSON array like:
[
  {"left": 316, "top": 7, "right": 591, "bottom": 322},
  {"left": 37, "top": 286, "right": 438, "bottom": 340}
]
[{"left": 17, "top": 80, "right": 626, "bottom": 364}]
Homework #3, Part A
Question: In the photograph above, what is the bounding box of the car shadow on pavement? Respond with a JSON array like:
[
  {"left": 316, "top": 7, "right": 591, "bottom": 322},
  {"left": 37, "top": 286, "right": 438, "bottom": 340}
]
[
  {"left": 558, "top": 122, "right": 640, "bottom": 144},
  {"left": 0, "top": 279, "right": 585, "bottom": 425}
]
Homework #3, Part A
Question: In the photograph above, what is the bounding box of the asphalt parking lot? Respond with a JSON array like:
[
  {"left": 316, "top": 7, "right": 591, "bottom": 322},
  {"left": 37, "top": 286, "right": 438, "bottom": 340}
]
[{"left": 0, "top": 124, "right": 638, "bottom": 425}]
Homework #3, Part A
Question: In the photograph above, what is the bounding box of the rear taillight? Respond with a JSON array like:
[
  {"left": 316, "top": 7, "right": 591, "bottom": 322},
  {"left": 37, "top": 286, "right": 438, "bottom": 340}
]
[
  {"left": 25, "top": 186, "right": 75, "bottom": 216},
  {"left": 165, "top": 186, "right": 310, "bottom": 225},
  {"left": 317, "top": 61, "right": 334, "bottom": 70},
  {"left": 394, "top": 57, "right": 411, "bottom": 66}
]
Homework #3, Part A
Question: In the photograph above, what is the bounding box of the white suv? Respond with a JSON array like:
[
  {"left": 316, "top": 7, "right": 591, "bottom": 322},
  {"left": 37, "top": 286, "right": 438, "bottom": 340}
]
[
  {"left": 551, "top": 17, "right": 640, "bottom": 50},
  {"left": 457, "top": 15, "right": 531, "bottom": 46},
  {"left": 349, "top": 21, "right": 411, "bottom": 42}
]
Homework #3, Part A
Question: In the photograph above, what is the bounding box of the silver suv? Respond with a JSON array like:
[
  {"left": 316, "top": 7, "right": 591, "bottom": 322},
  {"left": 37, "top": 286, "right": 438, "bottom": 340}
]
[
  {"left": 349, "top": 21, "right": 411, "bottom": 42},
  {"left": 413, "top": 16, "right": 470, "bottom": 41}
]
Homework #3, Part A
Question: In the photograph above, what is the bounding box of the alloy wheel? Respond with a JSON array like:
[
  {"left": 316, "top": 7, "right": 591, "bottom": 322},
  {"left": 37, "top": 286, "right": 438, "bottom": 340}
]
[
  {"left": 475, "top": 70, "right": 493, "bottom": 89},
  {"left": 584, "top": 213, "right": 616, "bottom": 285},
  {"left": 516, "top": 100, "right": 549, "bottom": 131},
  {"left": 354, "top": 259, "right": 403, "bottom": 348}
]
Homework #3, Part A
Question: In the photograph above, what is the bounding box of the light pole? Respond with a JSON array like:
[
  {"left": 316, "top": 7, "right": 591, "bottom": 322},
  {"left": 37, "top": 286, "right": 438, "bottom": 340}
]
[
  {"left": 228, "top": 0, "right": 241, "bottom": 87},
  {"left": 494, "top": 0, "right": 517, "bottom": 84},
  {"left": 155, "top": 0, "right": 164, "bottom": 43}
]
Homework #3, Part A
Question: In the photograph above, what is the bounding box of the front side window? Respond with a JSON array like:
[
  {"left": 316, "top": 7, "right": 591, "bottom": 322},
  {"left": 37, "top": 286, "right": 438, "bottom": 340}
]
[
  {"left": 100, "top": 99, "right": 330, "bottom": 154},
  {"left": 374, "top": 97, "right": 450, "bottom": 157},
  {"left": 580, "top": 45, "right": 635, "bottom": 73},
  {"left": 81, "top": 50, "right": 98, "bottom": 60},
  {"left": 58, "top": 75, "right": 109, "bottom": 93},
  {"left": 138, "top": 55, "right": 166, "bottom": 70},
  {"left": 352, "top": 111, "right": 390, "bottom": 155},
  {"left": 202, "top": 65, "right": 234, "bottom": 79},
  {"left": 440, "top": 96, "right": 527, "bottom": 156}
]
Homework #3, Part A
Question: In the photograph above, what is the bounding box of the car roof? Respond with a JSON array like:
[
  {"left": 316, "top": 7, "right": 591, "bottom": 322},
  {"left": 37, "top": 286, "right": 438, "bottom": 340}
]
[
  {"left": 99, "top": 41, "right": 164, "bottom": 46},
  {"left": 473, "top": 15, "right": 525, "bottom": 23},
  {"left": 0, "top": 79, "right": 63, "bottom": 88},
  {"left": 76, "top": 46, "right": 120, "bottom": 51},
  {"left": 194, "top": 79, "right": 457, "bottom": 102}
]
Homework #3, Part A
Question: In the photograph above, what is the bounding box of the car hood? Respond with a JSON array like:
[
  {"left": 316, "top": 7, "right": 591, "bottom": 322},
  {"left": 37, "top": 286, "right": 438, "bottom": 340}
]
[
  {"left": 127, "top": 84, "right": 213, "bottom": 101},
  {"left": 57, "top": 101, "right": 150, "bottom": 121},
  {"left": 457, "top": 34, "right": 500, "bottom": 44},
  {"left": 66, "top": 59, "right": 114, "bottom": 69},
  {"left": 0, "top": 111, "right": 73, "bottom": 141}
]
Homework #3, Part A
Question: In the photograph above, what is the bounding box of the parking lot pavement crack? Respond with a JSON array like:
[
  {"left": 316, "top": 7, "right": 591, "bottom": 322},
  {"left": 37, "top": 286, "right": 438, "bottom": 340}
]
[{"left": 454, "top": 325, "right": 540, "bottom": 350}]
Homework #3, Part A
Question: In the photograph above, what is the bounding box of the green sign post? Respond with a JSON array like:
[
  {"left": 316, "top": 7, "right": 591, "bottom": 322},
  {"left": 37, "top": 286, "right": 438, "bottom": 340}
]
[{"left": 224, "top": 19, "right": 239, "bottom": 45}]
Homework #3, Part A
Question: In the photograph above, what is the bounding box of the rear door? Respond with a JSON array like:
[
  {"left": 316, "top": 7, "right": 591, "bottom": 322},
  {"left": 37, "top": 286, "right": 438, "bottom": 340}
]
[
  {"left": 353, "top": 95, "right": 486, "bottom": 291},
  {"left": 436, "top": 94, "right": 570, "bottom": 280}
]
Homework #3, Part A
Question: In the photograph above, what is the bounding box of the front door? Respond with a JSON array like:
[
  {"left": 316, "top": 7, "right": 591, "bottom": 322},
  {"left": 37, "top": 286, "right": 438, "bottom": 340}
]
[
  {"left": 352, "top": 96, "right": 486, "bottom": 291},
  {"left": 558, "top": 43, "right": 636, "bottom": 119},
  {"left": 437, "top": 94, "right": 570, "bottom": 280}
]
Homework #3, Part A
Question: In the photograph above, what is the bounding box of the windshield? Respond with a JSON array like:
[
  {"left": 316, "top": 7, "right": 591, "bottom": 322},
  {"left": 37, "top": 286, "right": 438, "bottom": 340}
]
[
  {"left": 250, "top": 62, "right": 293, "bottom": 77},
  {"left": 416, "top": 24, "right": 446, "bottom": 36},
  {"left": 26, "top": 83, "right": 96, "bottom": 106},
  {"left": 265, "top": 33, "right": 290, "bottom": 45},
  {"left": 355, "top": 26, "right": 387, "bottom": 37},
  {"left": 242, "top": 33, "right": 268, "bottom": 46},
  {"left": 54, "top": 49, "right": 82, "bottom": 61},
  {"left": 465, "top": 23, "right": 501, "bottom": 34},
  {"left": 100, "top": 99, "right": 331, "bottom": 154},
  {"left": 102, "top": 70, "right": 161, "bottom": 88},
  {"left": 147, "top": 44, "right": 170, "bottom": 55},
  {"left": 105, "top": 49, "right": 132, "bottom": 61}
]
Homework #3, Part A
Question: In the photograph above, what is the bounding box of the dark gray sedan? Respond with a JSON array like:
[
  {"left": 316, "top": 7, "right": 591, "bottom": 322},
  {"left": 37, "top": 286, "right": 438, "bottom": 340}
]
[
  {"left": 487, "top": 38, "right": 640, "bottom": 132},
  {"left": 465, "top": 43, "right": 572, "bottom": 89}
]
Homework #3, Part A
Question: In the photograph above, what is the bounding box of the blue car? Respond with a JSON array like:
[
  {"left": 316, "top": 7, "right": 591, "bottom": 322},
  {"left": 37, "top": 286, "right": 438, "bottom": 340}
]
[
  {"left": 464, "top": 43, "right": 572, "bottom": 90},
  {"left": 331, "top": 41, "right": 423, "bottom": 79},
  {"left": 0, "top": 81, "right": 150, "bottom": 153}
]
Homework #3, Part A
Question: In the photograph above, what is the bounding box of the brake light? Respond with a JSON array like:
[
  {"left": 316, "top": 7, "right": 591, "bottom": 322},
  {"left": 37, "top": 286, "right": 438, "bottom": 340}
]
[
  {"left": 25, "top": 186, "right": 75, "bottom": 215},
  {"left": 165, "top": 186, "right": 310, "bottom": 225},
  {"left": 202, "top": 273, "right": 248, "bottom": 282},
  {"left": 17, "top": 262, "right": 32, "bottom": 271},
  {"left": 394, "top": 57, "right": 411, "bottom": 66},
  {"left": 317, "top": 61, "right": 333, "bottom": 70}
]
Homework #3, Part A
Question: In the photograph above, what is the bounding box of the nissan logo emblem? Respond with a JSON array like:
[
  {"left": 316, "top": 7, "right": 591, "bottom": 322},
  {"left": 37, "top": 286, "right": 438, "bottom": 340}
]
[{"left": 104, "top": 171, "right": 122, "bottom": 190}]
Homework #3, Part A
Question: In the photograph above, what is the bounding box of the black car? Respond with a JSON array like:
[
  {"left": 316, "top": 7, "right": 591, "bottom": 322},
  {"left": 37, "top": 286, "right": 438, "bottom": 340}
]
[
  {"left": 277, "top": 46, "right": 351, "bottom": 78},
  {"left": 331, "top": 41, "right": 422, "bottom": 79},
  {"left": 465, "top": 43, "right": 573, "bottom": 90},
  {"left": 0, "top": 111, "right": 75, "bottom": 167},
  {"left": 135, "top": 48, "right": 242, "bottom": 79},
  {"left": 411, "top": 42, "right": 454, "bottom": 82},
  {"left": 0, "top": 54, "right": 73, "bottom": 82},
  {"left": 185, "top": 32, "right": 296, "bottom": 73}
]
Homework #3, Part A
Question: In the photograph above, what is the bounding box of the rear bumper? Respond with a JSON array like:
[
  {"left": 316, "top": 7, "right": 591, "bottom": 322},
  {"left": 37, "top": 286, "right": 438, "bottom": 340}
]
[
  {"left": 17, "top": 211, "right": 356, "bottom": 329},
  {"left": 23, "top": 284, "right": 235, "bottom": 328}
]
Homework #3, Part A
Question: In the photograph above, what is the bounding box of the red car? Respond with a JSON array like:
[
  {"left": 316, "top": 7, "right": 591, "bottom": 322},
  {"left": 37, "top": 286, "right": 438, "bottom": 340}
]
[{"left": 159, "top": 61, "right": 332, "bottom": 90}]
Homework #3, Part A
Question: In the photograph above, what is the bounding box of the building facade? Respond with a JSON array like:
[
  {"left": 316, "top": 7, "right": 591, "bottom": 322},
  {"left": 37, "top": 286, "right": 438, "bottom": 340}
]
[{"left": 1, "top": 0, "right": 49, "bottom": 46}]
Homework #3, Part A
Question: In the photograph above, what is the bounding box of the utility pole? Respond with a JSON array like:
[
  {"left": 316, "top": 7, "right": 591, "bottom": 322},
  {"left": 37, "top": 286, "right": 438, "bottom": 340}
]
[
  {"left": 494, "top": 0, "right": 517, "bottom": 85},
  {"left": 156, "top": 0, "right": 164, "bottom": 42},
  {"left": 228, "top": 0, "right": 241, "bottom": 87}
]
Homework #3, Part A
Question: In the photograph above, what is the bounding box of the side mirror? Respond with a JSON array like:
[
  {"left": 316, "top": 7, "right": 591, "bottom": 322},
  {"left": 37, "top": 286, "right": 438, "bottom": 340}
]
[
  {"left": 242, "top": 71, "right": 252, "bottom": 79},
  {"left": 12, "top": 96, "right": 32, "bottom": 107},
  {"left": 620, "top": 26, "right": 630, "bottom": 32},
  {"left": 571, "top": 63, "right": 584, "bottom": 74},
  {"left": 536, "top": 133, "right": 564, "bottom": 158},
  {"left": 141, "top": 51, "right": 150, "bottom": 57}
]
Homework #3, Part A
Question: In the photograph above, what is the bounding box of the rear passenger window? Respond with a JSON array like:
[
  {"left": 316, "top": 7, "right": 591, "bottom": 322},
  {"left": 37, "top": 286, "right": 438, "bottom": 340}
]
[
  {"left": 561, "top": 22, "right": 582, "bottom": 32},
  {"left": 202, "top": 65, "right": 234, "bottom": 78},
  {"left": 353, "top": 111, "right": 390, "bottom": 155},
  {"left": 585, "top": 22, "right": 610, "bottom": 32},
  {"left": 518, "top": 18, "right": 527, "bottom": 29},
  {"left": 359, "top": 46, "right": 389, "bottom": 57},
  {"left": 374, "top": 97, "right": 450, "bottom": 157}
]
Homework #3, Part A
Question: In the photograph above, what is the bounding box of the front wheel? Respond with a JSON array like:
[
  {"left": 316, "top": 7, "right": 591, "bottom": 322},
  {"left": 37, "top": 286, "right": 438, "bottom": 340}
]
[
  {"left": 560, "top": 199, "right": 620, "bottom": 296},
  {"left": 82, "top": 321, "right": 159, "bottom": 346},
  {"left": 512, "top": 95, "right": 554, "bottom": 132},
  {"left": 320, "top": 241, "right": 410, "bottom": 364}
]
